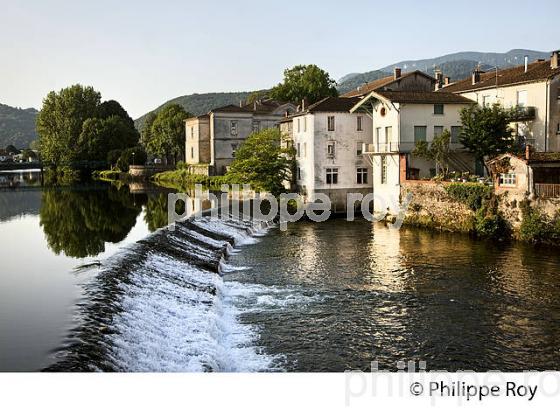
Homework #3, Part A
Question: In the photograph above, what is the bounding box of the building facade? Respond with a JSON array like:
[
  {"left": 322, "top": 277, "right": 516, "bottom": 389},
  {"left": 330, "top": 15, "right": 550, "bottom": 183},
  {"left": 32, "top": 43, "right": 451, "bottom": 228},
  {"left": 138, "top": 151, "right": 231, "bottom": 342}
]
[
  {"left": 283, "top": 97, "right": 373, "bottom": 212},
  {"left": 441, "top": 51, "right": 560, "bottom": 152},
  {"left": 185, "top": 99, "right": 296, "bottom": 175},
  {"left": 352, "top": 90, "right": 475, "bottom": 213}
]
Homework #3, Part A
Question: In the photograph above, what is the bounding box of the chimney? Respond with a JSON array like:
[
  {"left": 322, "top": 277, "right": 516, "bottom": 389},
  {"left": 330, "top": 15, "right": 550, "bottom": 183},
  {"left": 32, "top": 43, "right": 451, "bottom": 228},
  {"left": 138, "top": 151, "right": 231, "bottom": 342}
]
[
  {"left": 393, "top": 67, "right": 402, "bottom": 80},
  {"left": 525, "top": 144, "right": 532, "bottom": 160},
  {"left": 239, "top": 100, "right": 243, "bottom": 107},
  {"left": 434, "top": 69, "right": 443, "bottom": 90},
  {"left": 472, "top": 67, "right": 482, "bottom": 85},
  {"left": 444, "top": 76, "right": 450, "bottom": 86},
  {"left": 301, "top": 98, "right": 308, "bottom": 111},
  {"left": 551, "top": 51, "right": 559, "bottom": 69},
  {"left": 524, "top": 55, "right": 529, "bottom": 73}
]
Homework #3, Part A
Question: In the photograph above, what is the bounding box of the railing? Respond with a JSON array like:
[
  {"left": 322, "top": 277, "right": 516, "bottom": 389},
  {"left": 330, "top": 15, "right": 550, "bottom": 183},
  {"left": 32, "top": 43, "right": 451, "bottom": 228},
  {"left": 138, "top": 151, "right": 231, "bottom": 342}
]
[
  {"left": 362, "top": 142, "right": 416, "bottom": 154},
  {"left": 534, "top": 183, "right": 560, "bottom": 198},
  {"left": 510, "top": 106, "right": 536, "bottom": 121}
]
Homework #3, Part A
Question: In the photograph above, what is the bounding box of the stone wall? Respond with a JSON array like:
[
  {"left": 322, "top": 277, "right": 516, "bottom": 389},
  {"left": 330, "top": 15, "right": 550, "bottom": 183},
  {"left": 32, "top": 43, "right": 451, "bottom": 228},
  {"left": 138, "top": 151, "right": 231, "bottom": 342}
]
[
  {"left": 129, "top": 165, "right": 173, "bottom": 178},
  {"left": 400, "top": 181, "right": 475, "bottom": 232}
]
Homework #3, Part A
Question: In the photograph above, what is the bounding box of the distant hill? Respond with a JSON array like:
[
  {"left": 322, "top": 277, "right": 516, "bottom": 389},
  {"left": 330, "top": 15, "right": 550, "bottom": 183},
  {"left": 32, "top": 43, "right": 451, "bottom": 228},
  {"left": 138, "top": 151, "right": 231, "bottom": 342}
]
[
  {"left": 133, "top": 49, "right": 550, "bottom": 127},
  {"left": 134, "top": 91, "right": 257, "bottom": 130},
  {"left": 0, "top": 103, "right": 38, "bottom": 149}
]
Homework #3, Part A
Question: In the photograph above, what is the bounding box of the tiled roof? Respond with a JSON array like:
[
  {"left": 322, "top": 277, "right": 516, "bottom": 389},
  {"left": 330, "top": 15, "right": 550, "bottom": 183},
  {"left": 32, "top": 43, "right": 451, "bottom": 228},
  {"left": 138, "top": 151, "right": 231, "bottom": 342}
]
[
  {"left": 307, "top": 96, "right": 362, "bottom": 113},
  {"left": 375, "top": 90, "right": 474, "bottom": 104},
  {"left": 441, "top": 59, "right": 560, "bottom": 93},
  {"left": 342, "top": 70, "right": 435, "bottom": 97},
  {"left": 528, "top": 152, "right": 560, "bottom": 164},
  {"left": 211, "top": 104, "right": 252, "bottom": 113}
]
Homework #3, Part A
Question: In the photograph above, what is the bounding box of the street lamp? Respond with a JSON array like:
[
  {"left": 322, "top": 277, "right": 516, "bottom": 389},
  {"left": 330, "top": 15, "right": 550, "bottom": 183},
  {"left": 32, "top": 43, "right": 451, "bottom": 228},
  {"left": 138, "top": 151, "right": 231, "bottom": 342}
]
[{"left": 132, "top": 152, "right": 135, "bottom": 167}]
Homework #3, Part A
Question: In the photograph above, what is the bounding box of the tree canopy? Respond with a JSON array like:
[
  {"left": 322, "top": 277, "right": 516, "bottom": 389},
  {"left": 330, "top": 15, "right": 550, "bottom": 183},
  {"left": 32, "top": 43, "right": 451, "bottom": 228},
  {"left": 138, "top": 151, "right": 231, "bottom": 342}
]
[
  {"left": 226, "top": 128, "right": 294, "bottom": 196},
  {"left": 413, "top": 129, "right": 451, "bottom": 177},
  {"left": 270, "top": 64, "right": 338, "bottom": 105},
  {"left": 36, "top": 85, "right": 139, "bottom": 167},
  {"left": 143, "top": 104, "right": 190, "bottom": 164},
  {"left": 459, "top": 104, "right": 516, "bottom": 165}
]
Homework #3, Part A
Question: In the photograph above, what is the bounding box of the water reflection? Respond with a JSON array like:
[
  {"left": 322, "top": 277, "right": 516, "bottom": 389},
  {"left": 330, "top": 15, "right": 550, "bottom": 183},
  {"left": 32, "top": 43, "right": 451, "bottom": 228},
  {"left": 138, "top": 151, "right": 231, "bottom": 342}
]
[{"left": 39, "top": 185, "right": 145, "bottom": 258}]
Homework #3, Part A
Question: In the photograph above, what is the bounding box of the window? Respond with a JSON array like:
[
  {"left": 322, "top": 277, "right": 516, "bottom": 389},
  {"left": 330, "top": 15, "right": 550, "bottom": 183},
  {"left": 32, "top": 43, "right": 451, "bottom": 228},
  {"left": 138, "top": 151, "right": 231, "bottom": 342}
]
[
  {"left": 380, "top": 156, "right": 388, "bottom": 184},
  {"left": 190, "top": 127, "right": 194, "bottom": 139},
  {"left": 303, "top": 142, "right": 307, "bottom": 158},
  {"left": 303, "top": 117, "right": 307, "bottom": 132},
  {"left": 230, "top": 121, "right": 238, "bottom": 136},
  {"left": 327, "top": 142, "right": 335, "bottom": 158},
  {"left": 297, "top": 118, "right": 301, "bottom": 133},
  {"left": 231, "top": 143, "right": 238, "bottom": 157},
  {"left": 434, "top": 104, "right": 444, "bottom": 115},
  {"left": 414, "top": 126, "right": 427, "bottom": 142},
  {"left": 297, "top": 142, "right": 301, "bottom": 158},
  {"left": 482, "top": 95, "right": 492, "bottom": 106},
  {"left": 190, "top": 146, "right": 194, "bottom": 159},
  {"left": 451, "top": 126, "right": 462, "bottom": 143},
  {"left": 375, "top": 127, "right": 382, "bottom": 144},
  {"left": 326, "top": 168, "right": 338, "bottom": 184},
  {"left": 557, "top": 123, "right": 560, "bottom": 134},
  {"left": 357, "top": 116, "right": 363, "bottom": 131},
  {"left": 297, "top": 167, "right": 302, "bottom": 180},
  {"left": 357, "top": 167, "right": 368, "bottom": 184},
  {"left": 385, "top": 126, "right": 392, "bottom": 142},
  {"left": 252, "top": 120, "right": 260, "bottom": 133},
  {"left": 356, "top": 141, "right": 363, "bottom": 156},
  {"left": 499, "top": 173, "right": 517, "bottom": 187},
  {"left": 434, "top": 126, "right": 444, "bottom": 137},
  {"left": 327, "top": 116, "right": 335, "bottom": 131},
  {"left": 517, "top": 90, "right": 528, "bottom": 107}
]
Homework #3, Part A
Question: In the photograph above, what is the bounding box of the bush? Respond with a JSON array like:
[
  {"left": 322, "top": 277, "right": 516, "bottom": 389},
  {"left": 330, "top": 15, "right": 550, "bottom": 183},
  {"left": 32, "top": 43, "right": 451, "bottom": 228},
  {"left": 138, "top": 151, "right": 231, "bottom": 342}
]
[
  {"left": 519, "top": 201, "right": 550, "bottom": 243},
  {"left": 116, "top": 146, "right": 147, "bottom": 171},
  {"left": 176, "top": 161, "right": 187, "bottom": 170},
  {"left": 444, "top": 182, "right": 493, "bottom": 210},
  {"left": 107, "top": 149, "right": 122, "bottom": 168}
]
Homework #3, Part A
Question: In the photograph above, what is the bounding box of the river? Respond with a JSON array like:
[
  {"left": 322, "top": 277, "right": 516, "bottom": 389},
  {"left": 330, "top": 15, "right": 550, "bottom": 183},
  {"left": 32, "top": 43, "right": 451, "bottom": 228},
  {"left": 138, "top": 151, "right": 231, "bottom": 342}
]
[{"left": 1, "top": 170, "right": 559, "bottom": 371}]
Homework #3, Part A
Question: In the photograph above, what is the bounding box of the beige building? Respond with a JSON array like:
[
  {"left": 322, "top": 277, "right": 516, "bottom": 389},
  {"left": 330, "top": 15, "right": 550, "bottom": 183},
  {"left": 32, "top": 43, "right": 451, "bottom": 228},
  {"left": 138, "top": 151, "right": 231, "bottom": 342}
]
[
  {"left": 185, "top": 99, "right": 296, "bottom": 175},
  {"left": 441, "top": 51, "right": 560, "bottom": 152}
]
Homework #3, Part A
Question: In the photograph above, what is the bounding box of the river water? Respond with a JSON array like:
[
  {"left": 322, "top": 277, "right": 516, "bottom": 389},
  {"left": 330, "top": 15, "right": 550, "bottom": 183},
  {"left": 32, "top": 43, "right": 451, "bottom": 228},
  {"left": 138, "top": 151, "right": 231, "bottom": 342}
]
[{"left": 1, "top": 170, "right": 559, "bottom": 371}]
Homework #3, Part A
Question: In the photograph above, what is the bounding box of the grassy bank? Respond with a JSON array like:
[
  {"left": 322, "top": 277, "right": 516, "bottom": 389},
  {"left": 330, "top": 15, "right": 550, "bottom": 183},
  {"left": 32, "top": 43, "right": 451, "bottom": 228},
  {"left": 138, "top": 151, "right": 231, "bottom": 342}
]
[{"left": 151, "top": 169, "right": 231, "bottom": 190}]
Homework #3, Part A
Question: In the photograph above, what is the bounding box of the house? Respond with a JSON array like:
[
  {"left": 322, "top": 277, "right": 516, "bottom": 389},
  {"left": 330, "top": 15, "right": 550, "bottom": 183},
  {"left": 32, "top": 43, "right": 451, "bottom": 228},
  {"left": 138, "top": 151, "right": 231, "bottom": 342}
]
[
  {"left": 281, "top": 96, "right": 373, "bottom": 211},
  {"left": 0, "top": 149, "right": 12, "bottom": 163},
  {"left": 441, "top": 51, "right": 560, "bottom": 152},
  {"left": 351, "top": 90, "right": 475, "bottom": 213},
  {"left": 185, "top": 98, "right": 296, "bottom": 175},
  {"left": 487, "top": 147, "right": 560, "bottom": 199}
]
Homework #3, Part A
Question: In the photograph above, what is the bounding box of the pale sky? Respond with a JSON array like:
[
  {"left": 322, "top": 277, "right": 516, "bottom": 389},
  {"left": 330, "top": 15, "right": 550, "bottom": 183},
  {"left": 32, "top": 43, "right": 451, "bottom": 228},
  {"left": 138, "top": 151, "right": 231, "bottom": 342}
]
[{"left": 0, "top": 0, "right": 558, "bottom": 118}]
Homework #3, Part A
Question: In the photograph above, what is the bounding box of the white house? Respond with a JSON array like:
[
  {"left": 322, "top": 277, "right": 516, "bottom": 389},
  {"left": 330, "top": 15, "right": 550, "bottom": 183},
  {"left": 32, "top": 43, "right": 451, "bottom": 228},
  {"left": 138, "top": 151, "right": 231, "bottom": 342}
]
[
  {"left": 351, "top": 90, "right": 475, "bottom": 213},
  {"left": 282, "top": 96, "right": 373, "bottom": 212},
  {"left": 441, "top": 51, "right": 560, "bottom": 152}
]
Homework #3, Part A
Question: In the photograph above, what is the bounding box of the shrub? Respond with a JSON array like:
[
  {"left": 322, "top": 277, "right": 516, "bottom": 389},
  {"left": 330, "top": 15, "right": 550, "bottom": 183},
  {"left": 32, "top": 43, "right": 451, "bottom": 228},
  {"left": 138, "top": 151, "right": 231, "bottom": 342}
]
[
  {"left": 519, "top": 201, "right": 550, "bottom": 243},
  {"left": 444, "top": 182, "right": 493, "bottom": 210},
  {"left": 116, "top": 146, "right": 147, "bottom": 171},
  {"left": 176, "top": 161, "right": 187, "bottom": 170}
]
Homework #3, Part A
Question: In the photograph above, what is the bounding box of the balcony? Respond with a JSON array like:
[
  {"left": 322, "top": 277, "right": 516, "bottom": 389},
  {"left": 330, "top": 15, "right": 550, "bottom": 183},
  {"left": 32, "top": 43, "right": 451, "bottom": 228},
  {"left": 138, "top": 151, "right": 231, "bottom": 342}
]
[
  {"left": 510, "top": 106, "right": 536, "bottom": 121},
  {"left": 534, "top": 183, "right": 560, "bottom": 198},
  {"left": 362, "top": 142, "right": 417, "bottom": 154}
]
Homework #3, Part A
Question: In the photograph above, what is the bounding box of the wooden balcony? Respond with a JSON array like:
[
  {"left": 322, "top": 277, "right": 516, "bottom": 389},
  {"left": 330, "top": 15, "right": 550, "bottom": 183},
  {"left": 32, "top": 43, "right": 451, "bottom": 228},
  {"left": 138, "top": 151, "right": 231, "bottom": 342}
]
[{"left": 534, "top": 183, "right": 560, "bottom": 198}]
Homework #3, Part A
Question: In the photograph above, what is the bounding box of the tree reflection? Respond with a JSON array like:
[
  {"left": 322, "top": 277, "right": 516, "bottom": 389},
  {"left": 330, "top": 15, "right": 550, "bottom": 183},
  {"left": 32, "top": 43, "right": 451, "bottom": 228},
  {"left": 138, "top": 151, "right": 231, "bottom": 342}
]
[
  {"left": 39, "top": 185, "right": 144, "bottom": 258},
  {"left": 144, "top": 193, "right": 185, "bottom": 232}
]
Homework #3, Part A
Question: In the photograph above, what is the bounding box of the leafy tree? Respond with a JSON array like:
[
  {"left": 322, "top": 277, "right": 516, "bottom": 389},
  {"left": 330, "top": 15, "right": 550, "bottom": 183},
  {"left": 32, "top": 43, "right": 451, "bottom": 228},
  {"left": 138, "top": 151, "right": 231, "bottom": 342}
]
[
  {"left": 36, "top": 84, "right": 101, "bottom": 166},
  {"left": 116, "top": 146, "right": 147, "bottom": 171},
  {"left": 226, "top": 128, "right": 295, "bottom": 196},
  {"left": 140, "top": 112, "right": 157, "bottom": 148},
  {"left": 5, "top": 144, "right": 20, "bottom": 154},
  {"left": 270, "top": 64, "right": 338, "bottom": 105},
  {"left": 145, "top": 104, "right": 189, "bottom": 164},
  {"left": 412, "top": 129, "right": 451, "bottom": 177},
  {"left": 245, "top": 90, "right": 270, "bottom": 105},
  {"left": 459, "top": 103, "right": 516, "bottom": 171},
  {"left": 78, "top": 115, "right": 139, "bottom": 161},
  {"left": 21, "top": 148, "right": 37, "bottom": 161},
  {"left": 96, "top": 100, "right": 135, "bottom": 129}
]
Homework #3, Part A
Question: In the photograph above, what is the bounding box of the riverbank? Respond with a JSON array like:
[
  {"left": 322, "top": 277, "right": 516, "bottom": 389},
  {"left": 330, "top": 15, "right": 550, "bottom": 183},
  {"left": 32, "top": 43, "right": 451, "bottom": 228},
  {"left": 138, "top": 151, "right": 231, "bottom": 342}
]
[{"left": 401, "top": 180, "right": 560, "bottom": 246}]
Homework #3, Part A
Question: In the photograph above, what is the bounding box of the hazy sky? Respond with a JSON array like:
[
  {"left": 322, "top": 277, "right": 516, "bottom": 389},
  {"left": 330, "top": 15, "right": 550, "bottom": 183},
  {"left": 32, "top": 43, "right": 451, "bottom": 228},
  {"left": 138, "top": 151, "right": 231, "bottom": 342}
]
[{"left": 0, "top": 0, "right": 558, "bottom": 118}]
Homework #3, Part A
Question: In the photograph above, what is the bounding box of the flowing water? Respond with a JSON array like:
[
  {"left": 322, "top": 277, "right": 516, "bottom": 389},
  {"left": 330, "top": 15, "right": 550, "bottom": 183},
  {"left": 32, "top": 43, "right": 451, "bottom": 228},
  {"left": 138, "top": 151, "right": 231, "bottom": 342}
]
[{"left": 1, "top": 170, "right": 560, "bottom": 372}]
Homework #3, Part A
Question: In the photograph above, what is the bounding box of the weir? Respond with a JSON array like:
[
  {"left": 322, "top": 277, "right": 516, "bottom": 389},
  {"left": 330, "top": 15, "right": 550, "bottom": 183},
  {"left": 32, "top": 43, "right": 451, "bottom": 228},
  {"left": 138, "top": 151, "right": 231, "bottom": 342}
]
[{"left": 46, "top": 215, "right": 274, "bottom": 372}]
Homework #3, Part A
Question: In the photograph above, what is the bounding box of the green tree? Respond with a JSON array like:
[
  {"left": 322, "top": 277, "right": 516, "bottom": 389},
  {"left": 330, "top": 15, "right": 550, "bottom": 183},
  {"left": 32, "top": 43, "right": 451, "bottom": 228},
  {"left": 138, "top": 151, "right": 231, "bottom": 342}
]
[
  {"left": 36, "top": 84, "right": 101, "bottom": 166},
  {"left": 459, "top": 103, "right": 516, "bottom": 171},
  {"left": 140, "top": 112, "right": 157, "bottom": 149},
  {"left": 116, "top": 146, "right": 147, "bottom": 171},
  {"left": 226, "top": 128, "right": 294, "bottom": 196},
  {"left": 78, "top": 115, "right": 139, "bottom": 161},
  {"left": 146, "top": 104, "right": 189, "bottom": 164},
  {"left": 270, "top": 64, "right": 338, "bottom": 105},
  {"left": 412, "top": 129, "right": 451, "bottom": 177}
]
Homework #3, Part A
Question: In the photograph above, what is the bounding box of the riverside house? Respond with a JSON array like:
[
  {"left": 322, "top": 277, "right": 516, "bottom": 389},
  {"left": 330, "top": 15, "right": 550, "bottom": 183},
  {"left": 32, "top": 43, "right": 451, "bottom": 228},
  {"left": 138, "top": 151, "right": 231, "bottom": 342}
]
[
  {"left": 441, "top": 51, "right": 560, "bottom": 152},
  {"left": 280, "top": 97, "right": 373, "bottom": 211},
  {"left": 185, "top": 99, "right": 296, "bottom": 175},
  {"left": 351, "top": 89, "right": 475, "bottom": 213}
]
